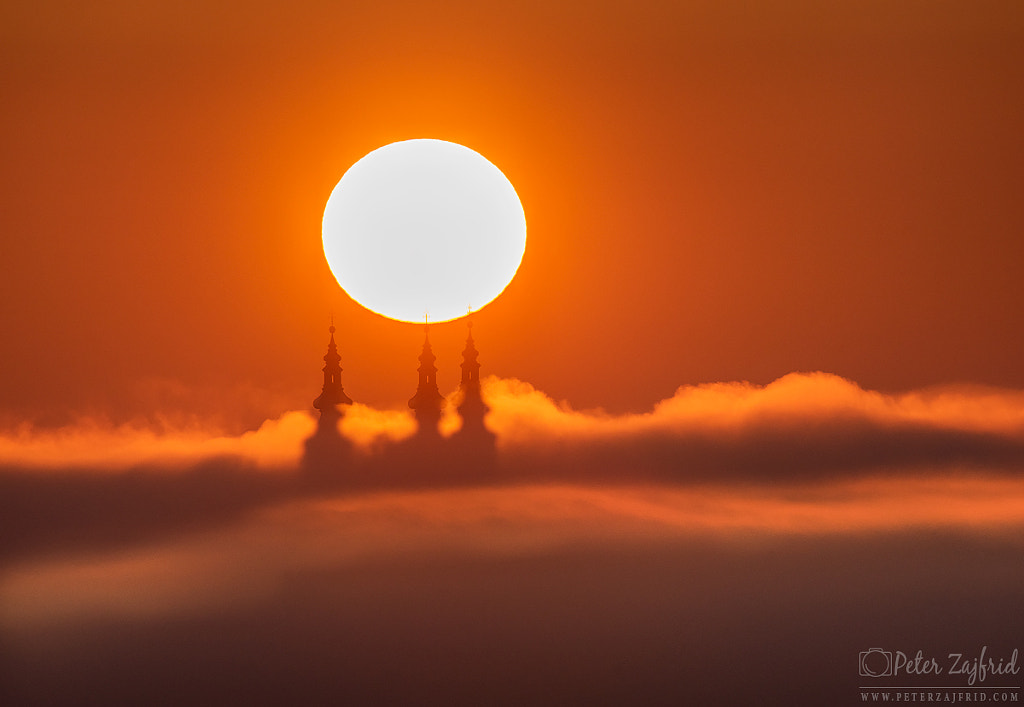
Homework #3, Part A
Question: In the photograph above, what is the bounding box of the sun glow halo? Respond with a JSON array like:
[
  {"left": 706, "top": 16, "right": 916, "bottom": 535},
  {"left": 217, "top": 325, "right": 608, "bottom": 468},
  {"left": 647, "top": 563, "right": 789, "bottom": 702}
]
[{"left": 322, "top": 139, "right": 527, "bottom": 323}]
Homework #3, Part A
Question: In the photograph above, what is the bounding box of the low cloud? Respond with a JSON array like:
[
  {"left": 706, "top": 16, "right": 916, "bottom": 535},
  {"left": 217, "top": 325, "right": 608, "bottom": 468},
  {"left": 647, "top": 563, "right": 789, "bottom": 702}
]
[
  {"left": 482, "top": 372, "right": 1024, "bottom": 481},
  {"left": 3, "top": 375, "right": 1024, "bottom": 706},
  {"left": 339, "top": 403, "right": 418, "bottom": 450},
  {"left": 4, "top": 477, "right": 1024, "bottom": 707},
  {"left": 0, "top": 411, "right": 314, "bottom": 470},
  {"left": 5, "top": 479, "right": 1024, "bottom": 631},
  {"left": 0, "top": 371, "right": 1022, "bottom": 568},
  {"left": 485, "top": 372, "right": 1024, "bottom": 445},
  {"left": 1, "top": 371, "right": 1023, "bottom": 481}
]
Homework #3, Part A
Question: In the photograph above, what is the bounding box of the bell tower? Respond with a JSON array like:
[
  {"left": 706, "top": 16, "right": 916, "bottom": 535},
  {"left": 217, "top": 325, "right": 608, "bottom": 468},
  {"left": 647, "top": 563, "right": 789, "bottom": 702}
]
[
  {"left": 408, "top": 324, "right": 446, "bottom": 436},
  {"left": 313, "top": 318, "right": 353, "bottom": 417},
  {"left": 457, "top": 319, "right": 489, "bottom": 432}
]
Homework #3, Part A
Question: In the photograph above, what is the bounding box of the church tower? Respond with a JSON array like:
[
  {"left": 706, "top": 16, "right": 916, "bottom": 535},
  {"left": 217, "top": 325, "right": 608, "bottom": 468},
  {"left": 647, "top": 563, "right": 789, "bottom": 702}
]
[
  {"left": 452, "top": 317, "right": 496, "bottom": 469},
  {"left": 457, "top": 319, "right": 489, "bottom": 433},
  {"left": 304, "top": 319, "right": 354, "bottom": 479},
  {"left": 408, "top": 324, "right": 446, "bottom": 436},
  {"left": 313, "top": 319, "right": 353, "bottom": 417}
]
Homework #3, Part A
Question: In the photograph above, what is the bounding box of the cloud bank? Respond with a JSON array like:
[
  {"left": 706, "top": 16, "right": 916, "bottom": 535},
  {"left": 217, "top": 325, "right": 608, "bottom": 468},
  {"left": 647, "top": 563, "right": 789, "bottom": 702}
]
[
  {"left": 3, "top": 481, "right": 1023, "bottom": 706},
  {"left": 1, "top": 371, "right": 1023, "bottom": 480},
  {"left": 6, "top": 480, "right": 1024, "bottom": 630},
  {"left": 3, "top": 373, "right": 1024, "bottom": 706},
  {"left": 0, "top": 371, "right": 1022, "bottom": 567},
  {"left": 484, "top": 372, "right": 1024, "bottom": 481}
]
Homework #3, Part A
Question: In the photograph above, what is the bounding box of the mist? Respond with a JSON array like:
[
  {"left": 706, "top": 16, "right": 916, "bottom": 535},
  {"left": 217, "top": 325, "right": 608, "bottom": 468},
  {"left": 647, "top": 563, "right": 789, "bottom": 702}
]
[{"left": 3, "top": 372, "right": 1023, "bottom": 705}]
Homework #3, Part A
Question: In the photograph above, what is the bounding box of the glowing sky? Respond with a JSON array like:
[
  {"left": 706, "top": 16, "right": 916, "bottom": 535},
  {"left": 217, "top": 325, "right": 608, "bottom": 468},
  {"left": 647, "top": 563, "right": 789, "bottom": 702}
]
[
  {"left": 2, "top": 2, "right": 1023, "bottom": 704},
  {"left": 1, "top": 0, "right": 1022, "bottom": 424}
]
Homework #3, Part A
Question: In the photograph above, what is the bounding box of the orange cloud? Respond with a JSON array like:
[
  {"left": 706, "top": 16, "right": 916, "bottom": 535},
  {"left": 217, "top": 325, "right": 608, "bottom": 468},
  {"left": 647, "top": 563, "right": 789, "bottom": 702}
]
[
  {"left": 337, "top": 403, "right": 417, "bottom": 451},
  {"left": 1, "top": 372, "right": 1022, "bottom": 483},
  {"left": 485, "top": 372, "right": 1024, "bottom": 444},
  {"left": 482, "top": 373, "right": 1024, "bottom": 480},
  {"left": 0, "top": 411, "right": 314, "bottom": 471}
]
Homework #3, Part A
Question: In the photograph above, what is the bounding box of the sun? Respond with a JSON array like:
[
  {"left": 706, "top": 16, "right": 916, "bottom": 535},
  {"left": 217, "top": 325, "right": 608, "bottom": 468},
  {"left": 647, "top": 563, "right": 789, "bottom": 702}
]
[{"left": 322, "top": 139, "right": 527, "bottom": 323}]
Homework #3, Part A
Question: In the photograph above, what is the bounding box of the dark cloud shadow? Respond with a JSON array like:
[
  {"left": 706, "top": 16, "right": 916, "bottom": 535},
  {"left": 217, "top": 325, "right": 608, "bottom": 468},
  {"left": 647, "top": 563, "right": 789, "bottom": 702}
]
[
  {"left": 4, "top": 413, "right": 1024, "bottom": 565},
  {"left": 2, "top": 530, "right": 1022, "bottom": 706},
  {"left": 0, "top": 459, "right": 295, "bottom": 565},
  {"left": 500, "top": 418, "right": 1024, "bottom": 483}
]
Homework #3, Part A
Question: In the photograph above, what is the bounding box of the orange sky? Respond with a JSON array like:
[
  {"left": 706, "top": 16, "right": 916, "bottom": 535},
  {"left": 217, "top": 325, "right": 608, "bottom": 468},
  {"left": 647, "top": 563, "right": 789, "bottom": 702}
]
[
  {"left": 5, "top": 8, "right": 1024, "bottom": 702},
  {"left": 2, "top": 0, "right": 1023, "bottom": 427}
]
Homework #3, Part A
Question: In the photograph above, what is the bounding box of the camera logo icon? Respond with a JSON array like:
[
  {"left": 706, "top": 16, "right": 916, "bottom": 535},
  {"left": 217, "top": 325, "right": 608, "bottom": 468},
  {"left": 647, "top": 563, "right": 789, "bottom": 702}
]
[{"left": 859, "top": 648, "right": 894, "bottom": 677}]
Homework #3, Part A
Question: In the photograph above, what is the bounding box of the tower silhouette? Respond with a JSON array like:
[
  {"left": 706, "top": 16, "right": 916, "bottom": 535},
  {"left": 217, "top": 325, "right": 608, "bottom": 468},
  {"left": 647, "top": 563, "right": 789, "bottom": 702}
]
[
  {"left": 453, "top": 318, "right": 497, "bottom": 469},
  {"left": 301, "top": 315, "right": 500, "bottom": 483},
  {"left": 408, "top": 324, "right": 447, "bottom": 437},
  {"left": 304, "top": 319, "right": 353, "bottom": 480},
  {"left": 313, "top": 318, "right": 353, "bottom": 416},
  {"left": 456, "top": 320, "right": 490, "bottom": 434}
]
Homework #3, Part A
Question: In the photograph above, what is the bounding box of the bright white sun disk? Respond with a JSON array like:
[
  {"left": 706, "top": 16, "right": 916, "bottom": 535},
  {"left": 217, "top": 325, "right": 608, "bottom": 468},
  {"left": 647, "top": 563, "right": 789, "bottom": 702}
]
[{"left": 322, "top": 139, "right": 527, "bottom": 323}]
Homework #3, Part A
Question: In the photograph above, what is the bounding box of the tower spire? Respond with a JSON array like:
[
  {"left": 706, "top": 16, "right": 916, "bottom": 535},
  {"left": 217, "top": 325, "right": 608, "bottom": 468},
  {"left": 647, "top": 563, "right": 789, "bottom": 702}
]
[
  {"left": 452, "top": 315, "right": 495, "bottom": 469},
  {"left": 460, "top": 319, "right": 479, "bottom": 389},
  {"left": 457, "top": 316, "right": 488, "bottom": 426},
  {"left": 313, "top": 319, "right": 353, "bottom": 415},
  {"left": 408, "top": 323, "right": 446, "bottom": 434}
]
